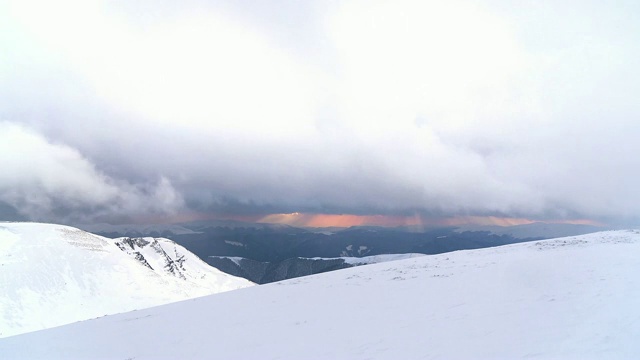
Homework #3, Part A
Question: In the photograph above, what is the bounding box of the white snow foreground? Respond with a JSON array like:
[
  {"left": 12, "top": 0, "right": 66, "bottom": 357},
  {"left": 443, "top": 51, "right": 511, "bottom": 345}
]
[
  {"left": 0, "top": 222, "right": 253, "bottom": 338},
  {"left": 3, "top": 231, "right": 640, "bottom": 359}
]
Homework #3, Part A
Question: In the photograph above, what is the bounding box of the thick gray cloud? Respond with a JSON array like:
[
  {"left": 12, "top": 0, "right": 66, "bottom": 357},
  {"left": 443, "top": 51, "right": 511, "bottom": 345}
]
[
  {"left": 0, "top": 123, "right": 184, "bottom": 223},
  {"left": 1, "top": 0, "right": 640, "bottom": 225}
]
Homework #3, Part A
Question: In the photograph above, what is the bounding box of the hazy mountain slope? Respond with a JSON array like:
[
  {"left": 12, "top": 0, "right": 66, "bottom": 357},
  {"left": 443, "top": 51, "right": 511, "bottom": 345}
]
[
  {"left": 0, "top": 223, "right": 253, "bottom": 338},
  {"left": 3, "top": 230, "right": 639, "bottom": 359},
  {"left": 454, "top": 222, "right": 607, "bottom": 239}
]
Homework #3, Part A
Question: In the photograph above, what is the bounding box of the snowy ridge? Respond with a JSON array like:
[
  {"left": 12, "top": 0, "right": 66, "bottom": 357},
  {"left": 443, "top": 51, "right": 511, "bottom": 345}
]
[
  {"left": 2, "top": 230, "right": 639, "bottom": 358},
  {"left": 0, "top": 223, "right": 253, "bottom": 338},
  {"left": 113, "top": 236, "right": 249, "bottom": 290}
]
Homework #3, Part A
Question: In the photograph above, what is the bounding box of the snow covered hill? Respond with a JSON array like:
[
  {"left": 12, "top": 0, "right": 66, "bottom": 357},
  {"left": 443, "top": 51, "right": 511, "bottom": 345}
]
[
  {"left": 0, "top": 222, "right": 253, "bottom": 338},
  {"left": 2, "top": 230, "right": 639, "bottom": 359}
]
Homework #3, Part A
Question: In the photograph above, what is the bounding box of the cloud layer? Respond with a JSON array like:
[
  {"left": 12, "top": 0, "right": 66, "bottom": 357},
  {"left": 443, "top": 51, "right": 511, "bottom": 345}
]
[
  {"left": 0, "top": 123, "right": 184, "bottom": 223},
  {"left": 2, "top": 0, "right": 640, "bottom": 225}
]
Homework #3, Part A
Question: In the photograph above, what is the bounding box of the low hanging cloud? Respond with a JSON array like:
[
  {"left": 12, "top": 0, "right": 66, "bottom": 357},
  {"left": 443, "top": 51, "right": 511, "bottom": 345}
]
[
  {"left": 0, "top": 122, "right": 184, "bottom": 223},
  {"left": 2, "top": 0, "right": 640, "bottom": 226}
]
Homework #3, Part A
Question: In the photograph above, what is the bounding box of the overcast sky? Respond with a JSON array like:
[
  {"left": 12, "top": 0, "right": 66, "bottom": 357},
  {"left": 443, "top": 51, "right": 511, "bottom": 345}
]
[{"left": 1, "top": 0, "right": 640, "bottom": 227}]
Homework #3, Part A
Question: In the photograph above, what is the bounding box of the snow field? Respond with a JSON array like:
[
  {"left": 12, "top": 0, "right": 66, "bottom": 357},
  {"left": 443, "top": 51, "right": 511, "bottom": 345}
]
[{"left": 2, "top": 230, "right": 639, "bottom": 358}]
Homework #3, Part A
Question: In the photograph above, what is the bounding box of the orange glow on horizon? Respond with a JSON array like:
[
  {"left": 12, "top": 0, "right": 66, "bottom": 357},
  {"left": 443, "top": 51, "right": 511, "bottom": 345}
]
[
  {"left": 256, "top": 213, "right": 604, "bottom": 228},
  {"left": 258, "top": 213, "right": 423, "bottom": 228},
  {"left": 132, "top": 211, "right": 603, "bottom": 229}
]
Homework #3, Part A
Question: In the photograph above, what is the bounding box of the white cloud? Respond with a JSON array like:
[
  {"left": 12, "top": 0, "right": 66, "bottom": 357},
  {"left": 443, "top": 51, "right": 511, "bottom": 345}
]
[
  {"left": 329, "top": 0, "right": 532, "bottom": 136},
  {"left": 6, "top": 0, "right": 328, "bottom": 139}
]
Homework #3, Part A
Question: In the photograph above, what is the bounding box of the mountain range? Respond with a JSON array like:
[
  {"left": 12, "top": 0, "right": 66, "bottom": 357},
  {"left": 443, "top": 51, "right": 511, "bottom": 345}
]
[{"left": 79, "top": 220, "right": 606, "bottom": 283}]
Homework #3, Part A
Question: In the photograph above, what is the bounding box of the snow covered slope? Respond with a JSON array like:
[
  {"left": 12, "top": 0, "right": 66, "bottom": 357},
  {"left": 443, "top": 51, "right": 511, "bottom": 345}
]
[
  {"left": 113, "top": 236, "right": 241, "bottom": 285},
  {"left": 339, "top": 252, "right": 424, "bottom": 264},
  {"left": 0, "top": 223, "right": 253, "bottom": 338},
  {"left": 2, "top": 230, "right": 639, "bottom": 358}
]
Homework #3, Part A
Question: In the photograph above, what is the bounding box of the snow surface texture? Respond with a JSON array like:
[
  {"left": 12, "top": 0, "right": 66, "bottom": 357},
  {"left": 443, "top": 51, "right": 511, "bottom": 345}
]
[
  {"left": 2, "top": 230, "right": 639, "bottom": 359},
  {"left": 0, "top": 223, "right": 253, "bottom": 338}
]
